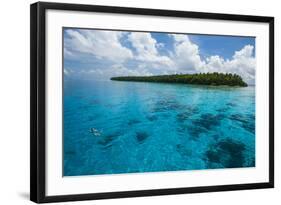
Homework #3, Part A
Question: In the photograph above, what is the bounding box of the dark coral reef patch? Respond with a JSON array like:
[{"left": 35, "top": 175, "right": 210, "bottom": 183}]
[
  {"left": 135, "top": 131, "right": 149, "bottom": 143},
  {"left": 192, "top": 113, "right": 224, "bottom": 130},
  {"left": 205, "top": 138, "right": 246, "bottom": 168},
  {"left": 229, "top": 114, "right": 255, "bottom": 134}
]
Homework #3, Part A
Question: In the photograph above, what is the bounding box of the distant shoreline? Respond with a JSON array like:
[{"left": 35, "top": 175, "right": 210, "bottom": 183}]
[{"left": 110, "top": 72, "right": 248, "bottom": 87}]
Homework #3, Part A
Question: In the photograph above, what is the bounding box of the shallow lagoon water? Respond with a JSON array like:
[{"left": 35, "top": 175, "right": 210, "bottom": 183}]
[{"left": 63, "top": 79, "right": 255, "bottom": 176}]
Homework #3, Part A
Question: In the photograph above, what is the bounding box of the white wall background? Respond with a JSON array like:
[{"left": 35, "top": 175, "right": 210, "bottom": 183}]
[{"left": 0, "top": 0, "right": 278, "bottom": 204}]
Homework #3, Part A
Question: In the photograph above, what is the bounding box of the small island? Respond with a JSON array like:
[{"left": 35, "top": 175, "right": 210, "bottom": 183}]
[{"left": 111, "top": 72, "right": 247, "bottom": 87}]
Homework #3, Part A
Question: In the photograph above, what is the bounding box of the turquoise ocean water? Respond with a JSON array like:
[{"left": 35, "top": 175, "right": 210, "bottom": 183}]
[{"left": 63, "top": 79, "right": 255, "bottom": 176}]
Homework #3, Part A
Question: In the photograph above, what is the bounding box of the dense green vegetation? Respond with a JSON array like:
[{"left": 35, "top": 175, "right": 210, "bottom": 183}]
[{"left": 111, "top": 72, "right": 247, "bottom": 87}]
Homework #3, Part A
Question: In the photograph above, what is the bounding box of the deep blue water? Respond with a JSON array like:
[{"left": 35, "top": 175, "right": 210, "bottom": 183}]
[{"left": 63, "top": 79, "right": 255, "bottom": 176}]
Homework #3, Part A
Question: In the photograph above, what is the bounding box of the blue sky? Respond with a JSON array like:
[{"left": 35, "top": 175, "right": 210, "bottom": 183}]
[
  {"left": 64, "top": 28, "right": 256, "bottom": 84},
  {"left": 188, "top": 34, "right": 255, "bottom": 59}
]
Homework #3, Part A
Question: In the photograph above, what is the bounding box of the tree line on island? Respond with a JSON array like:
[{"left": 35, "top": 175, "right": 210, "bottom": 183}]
[{"left": 111, "top": 72, "right": 248, "bottom": 87}]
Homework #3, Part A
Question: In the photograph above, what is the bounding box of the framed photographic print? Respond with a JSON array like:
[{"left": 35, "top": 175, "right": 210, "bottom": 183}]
[{"left": 30, "top": 2, "right": 274, "bottom": 203}]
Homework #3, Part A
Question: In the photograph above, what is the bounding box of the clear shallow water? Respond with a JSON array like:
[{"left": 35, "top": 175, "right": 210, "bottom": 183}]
[{"left": 63, "top": 80, "right": 255, "bottom": 176}]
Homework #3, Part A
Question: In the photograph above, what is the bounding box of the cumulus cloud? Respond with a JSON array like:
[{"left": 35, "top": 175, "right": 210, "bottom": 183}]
[
  {"left": 128, "top": 33, "right": 175, "bottom": 69},
  {"left": 69, "top": 64, "right": 152, "bottom": 80},
  {"left": 169, "top": 34, "right": 255, "bottom": 84},
  {"left": 169, "top": 34, "right": 205, "bottom": 73},
  {"left": 203, "top": 45, "right": 255, "bottom": 84},
  {"left": 65, "top": 29, "right": 133, "bottom": 63}
]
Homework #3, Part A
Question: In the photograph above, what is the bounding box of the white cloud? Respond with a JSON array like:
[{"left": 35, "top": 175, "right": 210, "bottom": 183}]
[
  {"left": 170, "top": 34, "right": 205, "bottom": 73},
  {"left": 72, "top": 64, "right": 152, "bottom": 80},
  {"left": 111, "top": 64, "right": 152, "bottom": 76},
  {"left": 64, "top": 48, "right": 74, "bottom": 59},
  {"left": 128, "top": 33, "right": 175, "bottom": 69},
  {"left": 233, "top": 44, "right": 254, "bottom": 59},
  {"left": 169, "top": 34, "right": 255, "bottom": 84},
  {"left": 65, "top": 29, "right": 133, "bottom": 63},
  {"left": 203, "top": 45, "right": 255, "bottom": 84}
]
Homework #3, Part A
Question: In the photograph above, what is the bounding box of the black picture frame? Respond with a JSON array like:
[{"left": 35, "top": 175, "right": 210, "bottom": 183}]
[{"left": 30, "top": 1, "right": 274, "bottom": 203}]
